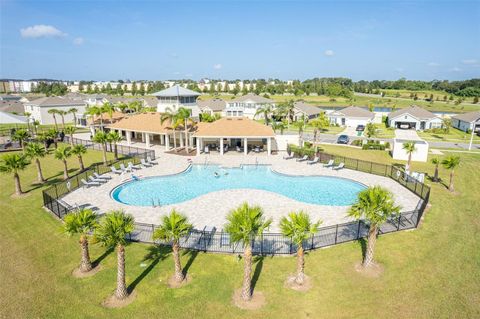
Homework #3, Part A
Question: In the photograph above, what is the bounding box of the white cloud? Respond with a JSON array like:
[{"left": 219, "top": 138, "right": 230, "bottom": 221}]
[
  {"left": 20, "top": 25, "right": 67, "bottom": 38},
  {"left": 324, "top": 49, "right": 334, "bottom": 56},
  {"left": 73, "top": 37, "right": 84, "bottom": 45},
  {"left": 450, "top": 67, "right": 462, "bottom": 72},
  {"left": 462, "top": 59, "right": 478, "bottom": 65},
  {"left": 213, "top": 64, "right": 222, "bottom": 70},
  {"left": 427, "top": 62, "right": 439, "bottom": 67}
]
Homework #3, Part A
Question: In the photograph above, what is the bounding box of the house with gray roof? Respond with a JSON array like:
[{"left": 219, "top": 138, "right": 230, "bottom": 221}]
[
  {"left": 292, "top": 101, "right": 322, "bottom": 120},
  {"left": 24, "top": 96, "right": 86, "bottom": 125},
  {"left": 0, "top": 100, "right": 25, "bottom": 114},
  {"left": 197, "top": 98, "right": 227, "bottom": 115},
  {"left": 451, "top": 111, "right": 480, "bottom": 132},
  {"left": 387, "top": 105, "right": 443, "bottom": 130},
  {"left": 327, "top": 106, "right": 375, "bottom": 127},
  {"left": 151, "top": 85, "right": 201, "bottom": 118},
  {"left": 225, "top": 93, "right": 275, "bottom": 119},
  {"left": 0, "top": 111, "right": 28, "bottom": 124}
]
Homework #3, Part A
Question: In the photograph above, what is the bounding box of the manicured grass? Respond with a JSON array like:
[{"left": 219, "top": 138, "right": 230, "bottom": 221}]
[
  {"left": 1, "top": 146, "right": 479, "bottom": 318},
  {"left": 418, "top": 128, "right": 480, "bottom": 142},
  {"left": 373, "top": 123, "right": 396, "bottom": 138}
]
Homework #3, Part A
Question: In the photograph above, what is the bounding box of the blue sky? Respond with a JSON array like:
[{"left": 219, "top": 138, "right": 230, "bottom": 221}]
[{"left": 1, "top": 0, "right": 479, "bottom": 81}]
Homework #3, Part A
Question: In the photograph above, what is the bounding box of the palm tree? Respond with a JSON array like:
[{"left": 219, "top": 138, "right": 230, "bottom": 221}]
[
  {"left": 279, "top": 211, "right": 321, "bottom": 285},
  {"left": 107, "top": 131, "right": 122, "bottom": 160},
  {"left": 224, "top": 202, "right": 272, "bottom": 301},
  {"left": 292, "top": 115, "right": 306, "bottom": 146},
  {"left": 402, "top": 141, "right": 416, "bottom": 169},
  {"left": 71, "top": 144, "right": 87, "bottom": 171},
  {"left": 442, "top": 155, "right": 460, "bottom": 192},
  {"left": 94, "top": 210, "right": 135, "bottom": 300},
  {"left": 48, "top": 109, "right": 60, "bottom": 130},
  {"left": 86, "top": 106, "right": 103, "bottom": 131},
  {"left": 47, "top": 128, "right": 59, "bottom": 149},
  {"left": 58, "top": 110, "right": 67, "bottom": 130},
  {"left": 0, "top": 153, "right": 30, "bottom": 196},
  {"left": 431, "top": 157, "right": 440, "bottom": 182},
  {"left": 160, "top": 108, "right": 179, "bottom": 152},
  {"left": 23, "top": 112, "right": 32, "bottom": 133},
  {"left": 279, "top": 100, "right": 294, "bottom": 125},
  {"left": 271, "top": 121, "right": 287, "bottom": 135},
  {"left": 12, "top": 129, "right": 30, "bottom": 152},
  {"left": 177, "top": 107, "right": 193, "bottom": 152},
  {"left": 68, "top": 108, "right": 78, "bottom": 126},
  {"left": 54, "top": 145, "right": 72, "bottom": 180},
  {"left": 92, "top": 131, "right": 108, "bottom": 165},
  {"left": 63, "top": 209, "right": 98, "bottom": 273},
  {"left": 348, "top": 186, "right": 401, "bottom": 268},
  {"left": 25, "top": 142, "right": 47, "bottom": 183},
  {"left": 102, "top": 102, "right": 115, "bottom": 123},
  {"left": 32, "top": 120, "right": 40, "bottom": 136},
  {"left": 310, "top": 113, "right": 329, "bottom": 143},
  {"left": 152, "top": 210, "right": 193, "bottom": 283},
  {"left": 64, "top": 126, "right": 76, "bottom": 146},
  {"left": 254, "top": 103, "right": 274, "bottom": 125}
]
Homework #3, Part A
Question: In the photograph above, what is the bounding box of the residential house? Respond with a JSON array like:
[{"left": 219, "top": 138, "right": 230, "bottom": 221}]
[
  {"left": 197, "top": 98, "right": 227, "bottom": 115},
  {"left": 0, "top": 111, "right": 28, "bottom": 124},
  {"left": 327, "top": 106, "right": 375, "bottom": 127},
  {"left": 451, "top": 111, "right": 480, "bottom": 132},
  {"left": 84, "top": 94, "right": 108, "bottom": 106},
  {"left": 152, "top": 85, "right": 201, "bottom": 118},
  {"left": 24, "top": 96, "right": 87, "bottom": 125},
  {"left": 388, "top": 106, "right": 443, "bottom": 130},
  {"left": 292, "top": 101, "right": 322, "bottom": 121},
  {"left": 224, "top": 93, "right": 275, "bottom": 119},
  {"left": 0, "top": 100, "right": 25, "bottom": 114}
]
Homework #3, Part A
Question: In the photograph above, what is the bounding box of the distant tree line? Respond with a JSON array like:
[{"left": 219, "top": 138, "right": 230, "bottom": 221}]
[{"left": 32, "top": 82, "right": 68, "bottom": 96}]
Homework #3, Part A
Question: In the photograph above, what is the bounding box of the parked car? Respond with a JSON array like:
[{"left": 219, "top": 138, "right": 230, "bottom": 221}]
[
  {"left": 337, "top": 135, "right": 350, "bottom": 144},
  {"left": 356, "top": 125, "right": 365, "bottom": 131}
]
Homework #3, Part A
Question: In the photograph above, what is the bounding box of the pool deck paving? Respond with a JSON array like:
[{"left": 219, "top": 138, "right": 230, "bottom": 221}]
[{"left": 62, "top": 150, "right": 421, "bottom": 232}]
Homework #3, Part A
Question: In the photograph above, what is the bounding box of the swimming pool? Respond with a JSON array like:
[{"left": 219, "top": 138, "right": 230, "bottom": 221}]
[{"left": 111, "top": 165, "right": 366, "bottom": 207}]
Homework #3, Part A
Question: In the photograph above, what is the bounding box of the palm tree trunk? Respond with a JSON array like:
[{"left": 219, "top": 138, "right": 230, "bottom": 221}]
[
  {"left": 184, "top": 120, "right": 189, "bottom": 153},
  {"left": 241, "top": 245, "right": 253, "bottom": 301},
  {"left": 13, "top": 172, "right": 22, "bottom": 195},
  {"left": 63, "top": 160, "right": 69, "bottom": 180},
  {"left": 116, "top": 244, "right": 128, "bottom": 300},
  {"left": 102, "top": 144, "right": 107, "bottom": 165},
  {"left": 53, "top": 116, "right": 58, "bottom": 131},
  {"left": 79, "top": 235, "right": 92, "bottom": 272},
  {"left": 449, "top": 170, "right": 455, "bottom": 192},
  {"left": 70, "top": 134, "right": 74, "bottom": 146},
  {"left": 295, "top": 246, "right": 305, "bottom": 285},
  {"left": 433, "top": 165, "right": 439, "bottom": 182},
  {"left": 173, "top": 130, "right": 177, "bottom": 152},
  {"left": 114, "top": 143, "right": 118, "bottom": 160},
  {"left": 61, "top": 116, "right": 65, "bottom": 130},
  {"left": 35, "top": 158, "right": 45, "bottom": 183},
  {"left": 407, "top": 153, "right": 412, "bottom": 169},
  {"left": 172, "top": 241, "right": 184, "bottom": 282},
  {"left": 363, "top": 223, "right": 378, "bottom": 267},
  {"left": 78, "top": 155, "right": 85, "bottom": 171}
]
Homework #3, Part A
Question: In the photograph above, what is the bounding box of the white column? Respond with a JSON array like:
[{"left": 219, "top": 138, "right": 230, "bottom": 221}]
[
  {"left": 141, "top": 133, "right": 145, "bottom": 142},
  {"left": 267, "top": 137, "right": 271, "bottom": 156},
  {"left": 165, "top": 135, "right": 170, "bottom": 149},
  {"left": 179, "top": 133, "right": 184, "bottom": 147},
  {"left": 220, "top": 138, "right": 224, "bottom": 155},
  {"left": 145, "top": 133, "right": 150, "bottom": 148},
  {"left": 161, "top": 134, "right": 165, "bottom": 145},
  {"left": 89, "top": 126, "right": 95, "bottom": 136},
  {"left": 126, "top": 131, "right": 131, "bottom": 145},
  {"left": 196, "top": 137, "right": 201, "bottom": 155},
  {"left": 244, "top": 137, "right": 248, "bottom": 155}
]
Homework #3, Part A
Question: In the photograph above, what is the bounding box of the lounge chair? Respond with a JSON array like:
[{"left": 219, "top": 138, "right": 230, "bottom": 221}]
[
  {"left": 324, "top": 159, "right": 334, "bottom": 168},
  {"left": 93, "top": 172, "right": 111, "bottom": 180},
  {"left": 128, "top": 162, "right": 142, "bottom": 170},
  {"left": 283, "top": 152, "right": 295, "bottom": 160},
  {"left": 236, "top": 146, "right": 242, "bottom": 152},
  {"left": 204, "top": 146, "right": 209, "bottom": 154},
  {"left": 88, "top": 175, "right": 106, "bottom": 184},
  {"left": 141, "top": 158, "right": 153, "bottom": 167},
  {"left": 120, "top": 163, "right": 132, "bottom": 173},
  {"left": 296, "top": 155, "right": 308, "bottom": 162},
  {"left": 81, "top": 179, "right": 100, "bottom": 188},
  {"left": 110, "top": 166, "right": 123, "bottom": 175},
  {"left": 333, "top": 162, "right": 345, "bottom": 170},
  {"left": 147, "top": 156, "right": 158, "bottom": 165},
  {"left": 307, "top": 156, "right": 319, "bottom": 165}
]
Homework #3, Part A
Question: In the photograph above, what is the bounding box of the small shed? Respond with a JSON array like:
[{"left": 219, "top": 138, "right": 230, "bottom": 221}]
[{"left": 392, "top": 138, "right": 429, "bottom": 163}]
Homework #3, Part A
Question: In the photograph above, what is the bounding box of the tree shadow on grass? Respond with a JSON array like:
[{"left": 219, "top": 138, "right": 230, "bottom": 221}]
[
  {"left": 92, "top": 247, "right": 114, "bottom": 268},
  {"left": 182, "top": 250, "right": 199, "bottom": 277},
  {"left": 357, "top": 237, "right": 367, "bottom": 260},
  {"left": 250, "top": 256, "right": 264, "bottom": 294},
  {"left": 127, "top": 245, "right": 169, "bottom": 293}
]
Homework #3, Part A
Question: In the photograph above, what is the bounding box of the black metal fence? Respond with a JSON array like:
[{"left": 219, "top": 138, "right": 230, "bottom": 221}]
[{"left": 42, "top": 149, "right": 430, "bottom": 255}]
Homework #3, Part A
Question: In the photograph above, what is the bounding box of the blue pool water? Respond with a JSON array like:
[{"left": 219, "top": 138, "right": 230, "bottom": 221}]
[{"left": 111, "top": 165, "right": 366, "bottom": 206}]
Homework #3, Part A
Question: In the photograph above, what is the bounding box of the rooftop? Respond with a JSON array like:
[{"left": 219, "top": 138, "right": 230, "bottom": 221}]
[
  {"left": 338, "top": 106, "right": 374, "bottom": 118},
  {"left": 151, "top": 85, "right": 201, "bottom": 97},
  {"left": 197, "top": 98, "right": 227, "bottom": 112},
  {"left": 293, "top": 101, "right": 322, "bottom": 116},
  {"left": 389, "top": 105, "right": 438, "bottom": 120},
  {"left": 107, "top": 112, "right": 174, "bottom": 134},
  {"left": 26, "top": 96, "right": 85, "bottom": 107},
  {"left": 194, "top": 117, "right": 275, "bottom": 137},
  {"left": 229, "top": 93, "right": 274, "bottom": 104},
  {"left": 452, "top": 110, "right": 480, "bottom": 123}
]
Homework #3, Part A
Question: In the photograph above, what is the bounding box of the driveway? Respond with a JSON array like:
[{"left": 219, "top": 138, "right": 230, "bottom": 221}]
[
  {"left": 341, "top": 126, "right": 362, "bottom": 137},
  {"left": 395, "top": 129, "right": 421, "bottom": 140}
]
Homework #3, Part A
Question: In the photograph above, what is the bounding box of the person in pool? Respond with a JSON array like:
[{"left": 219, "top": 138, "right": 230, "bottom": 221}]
[{"left": 214, "top": 172, "right": 220, "bottom": 178}]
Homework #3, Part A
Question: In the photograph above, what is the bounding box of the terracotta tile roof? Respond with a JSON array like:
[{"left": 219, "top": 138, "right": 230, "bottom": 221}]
[
  {"left": 194, "top": 117, "right": 275, "bottom": 137},
  {"left": 88, "top": 111, "right": 126, "bottom": 125},
  {"left": 106, "top": 112, "right": 176, "bottom": 134}
]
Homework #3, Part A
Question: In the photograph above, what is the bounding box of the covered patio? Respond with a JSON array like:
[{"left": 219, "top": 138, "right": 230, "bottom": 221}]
[{"left": 193, "top": 117, "right": 275, "bottom": 155}]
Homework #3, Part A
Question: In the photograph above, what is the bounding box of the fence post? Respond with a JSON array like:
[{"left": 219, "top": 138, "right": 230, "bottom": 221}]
[
  {"left": 357, "top": 220, "right": 361, "bottom": 239},
  {"left": 334, "top": 224, "right": 339, "bottom": 244},
  {"left": 397, "top": 213, "right": 402, "bottom": 230}
]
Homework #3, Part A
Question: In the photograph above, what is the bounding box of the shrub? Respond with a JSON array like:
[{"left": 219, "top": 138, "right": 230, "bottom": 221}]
[
  {"left": 362, "top": 142, "right": 386, "bottom": 150},
  {"left": 351, "top": 139, "right": 363, "bottom": 146}
]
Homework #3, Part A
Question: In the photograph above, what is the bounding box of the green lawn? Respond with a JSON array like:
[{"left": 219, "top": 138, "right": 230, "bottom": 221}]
[
  {"left": 418, "top": 128, "right": 480, "bottom": 142},
  {"left": 373, "top": 123, "right": 396, "bottom": 138},
  {"left": 1, "top": 146, "right": 479, "bottom": 318}
]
